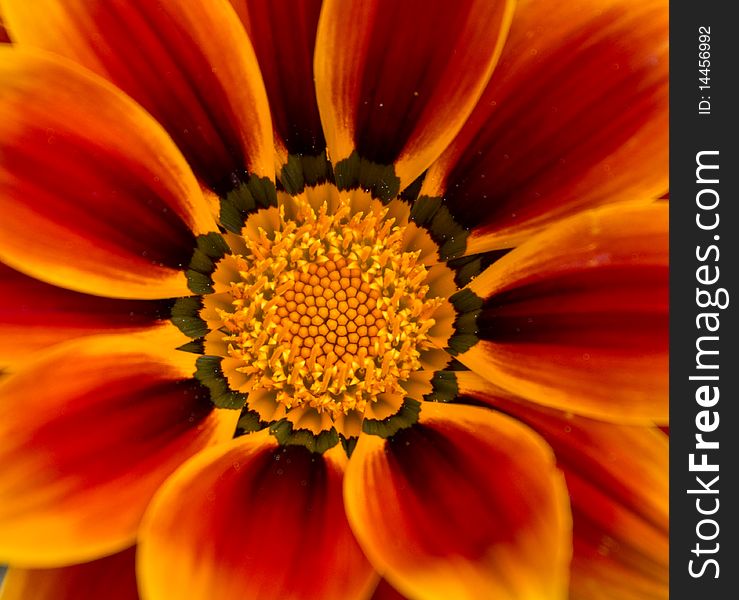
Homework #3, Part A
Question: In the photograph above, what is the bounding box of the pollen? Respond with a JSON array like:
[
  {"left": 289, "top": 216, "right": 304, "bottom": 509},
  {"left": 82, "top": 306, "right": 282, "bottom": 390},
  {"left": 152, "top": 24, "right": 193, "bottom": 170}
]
[{"left": 213, "top": 196, "right": 443, "bottom": 418}]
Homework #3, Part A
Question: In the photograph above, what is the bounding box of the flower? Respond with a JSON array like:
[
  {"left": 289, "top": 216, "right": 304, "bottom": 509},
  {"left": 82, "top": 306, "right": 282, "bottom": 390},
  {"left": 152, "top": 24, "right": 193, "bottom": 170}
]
[{"left": 0, "top": 0, "right": 668, "bottom": 599}]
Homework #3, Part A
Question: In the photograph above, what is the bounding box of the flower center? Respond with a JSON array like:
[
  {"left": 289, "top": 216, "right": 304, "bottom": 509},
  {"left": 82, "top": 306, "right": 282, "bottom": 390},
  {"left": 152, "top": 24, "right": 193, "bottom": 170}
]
[{"left": 215, "top": 196, "right": 443, "bottom": 418}]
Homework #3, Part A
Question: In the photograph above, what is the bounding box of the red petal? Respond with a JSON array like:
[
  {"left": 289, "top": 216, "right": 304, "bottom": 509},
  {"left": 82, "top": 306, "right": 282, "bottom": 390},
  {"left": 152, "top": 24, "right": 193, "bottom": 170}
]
[
  {"left": 0, "top": 548, "right": 138, "bottom": 599},
  {"left": 3, "top": 0, "right": 274, "bottom": 190},
  {"left": 0, "top": 262, "right": 170, "bottom": 369},
  {"left": 458, "top": 203, "right": 668, "bottom": 423},
  {"left": 422, "top": 0, "right": 668, "bottom": 251},
  {"left": 314, "top": 0, "right": 514, "bottom": 189},
  {"left": 457, "top": 371, "right": 668, "bottom": 599},
  {"left": 0, "top": 48, "right": 215, "bottom": 299},
  {"left": 138, "top": 433, "right": 377, "bottom": 600},
  {"left": 0, "top": 333, "right": 237, "bottom": 566},
  {"left": 231, "top": 0, "right": 325, "bottom": 156},
  {"left": 370, "top": 579, "right": 409, "bottom": 600},
  {"left": 0, "top": 16, "right": 9, "bottom": 43},
  {"left": 344, "top": 402, "right": 571, "bottom": 600}
]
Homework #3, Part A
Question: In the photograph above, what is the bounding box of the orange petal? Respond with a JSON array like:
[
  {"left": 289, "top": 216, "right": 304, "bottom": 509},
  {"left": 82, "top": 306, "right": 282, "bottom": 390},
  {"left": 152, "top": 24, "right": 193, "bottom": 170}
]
[
  {"left": 3, "top": 0, "right": 273, "bottom": 191},
  {"left": 456, "top": 371, "right": 668, "bottom": 600},
  {"left": 344, "top": 402, "right": 571, "bottom": 600},
  {"left": 457, "top": 202, "right": 668, "bottom": 424},
  {"left": 232, "top": 0, "right": 325, "bottom": 156},
  {"left": 0, "top": 547, "right": 138, "bottom": 600},
  {"left": 314, "top": 0, "right": 514, "bottom": 190},
  {"left": 421, "top": 0, "right": 668, "bottom": 251},
  {"left": 0, "top": 333, "right": 238, "bottom": 566},
  {"left": 0, "top": 262, "right": 173, "bottom": 370},
  {"left": 138, "top": 433, "right": 377, "bottom": 600},
  {"left": 0, "top": 47, "right": 216, "bottom": 299}
]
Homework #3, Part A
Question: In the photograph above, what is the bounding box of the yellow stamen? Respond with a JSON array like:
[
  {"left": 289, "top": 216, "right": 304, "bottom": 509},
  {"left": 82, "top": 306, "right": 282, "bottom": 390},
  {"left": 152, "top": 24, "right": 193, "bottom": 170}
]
[{"left": 208, "top": 196, "right": 445, "bottom": 418}]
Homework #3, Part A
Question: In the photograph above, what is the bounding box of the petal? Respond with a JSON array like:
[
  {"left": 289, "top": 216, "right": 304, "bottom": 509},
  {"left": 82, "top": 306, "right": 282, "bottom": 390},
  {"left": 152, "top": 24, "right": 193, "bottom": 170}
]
[
  {"left": 421, "top": 0, "right": 668, "bottom": 251},
  {"left": 138, "top": 433, "right": 377, "bottom": 600},
  {"left": 456, "top": 371, "right": 668, "bottom": 600},
  {"left": 344, "top": 402, "right": 571, "bottom": 600},
  {"left": 0, "top": 47, "right": 215, "bottom": 299},
  {"left": 370, "top": 579, "right": 409, "bottom": 600},
  {"left": 0, "top": 333, "right": 238, "bottom": 566},
  {"left": 3, "top": 0, "right": 273, "bottom": 190},
  {"left": 0, "top": 16, "right": 9, "bottom": 43},
  {"left": 0, "top": 262, "right": 173, "bottom": 370},
  {"left": 231, "top": 0, "right": 325, "bottom": 156},
  {"left": 0, "top": 547, "right": 138, "bottom": 600},
  {"left": 457, "top": 202, "right": 668, "bottom": 424},
  {"left": 314, "top": 0, "right": 514, "bottom": 189}
]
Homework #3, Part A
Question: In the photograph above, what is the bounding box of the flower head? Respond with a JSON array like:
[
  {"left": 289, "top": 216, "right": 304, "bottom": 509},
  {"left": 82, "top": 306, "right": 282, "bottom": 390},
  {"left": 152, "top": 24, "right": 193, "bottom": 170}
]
[{"left": 0, "top": 0, "right": 668, "bottom": 599}]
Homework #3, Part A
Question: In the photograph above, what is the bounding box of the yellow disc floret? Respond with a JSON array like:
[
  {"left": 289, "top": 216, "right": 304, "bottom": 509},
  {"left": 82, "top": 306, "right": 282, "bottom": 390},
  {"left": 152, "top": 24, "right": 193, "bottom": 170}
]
[{"left": 216, "top": 196, "right": 443, "bottom": 418}]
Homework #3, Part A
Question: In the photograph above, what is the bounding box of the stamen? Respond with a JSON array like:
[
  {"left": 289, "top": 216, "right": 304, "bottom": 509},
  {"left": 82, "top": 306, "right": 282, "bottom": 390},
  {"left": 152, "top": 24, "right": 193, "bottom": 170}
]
[{"left": 211, "top": 196, "right": 445, "bottom": 418}]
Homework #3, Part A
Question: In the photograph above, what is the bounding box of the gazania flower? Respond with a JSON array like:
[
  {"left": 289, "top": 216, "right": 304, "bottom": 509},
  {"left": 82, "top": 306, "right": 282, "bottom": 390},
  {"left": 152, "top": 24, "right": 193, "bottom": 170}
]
[{"left": 0, "top": 0, "right": 668, "bottom": 598}]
